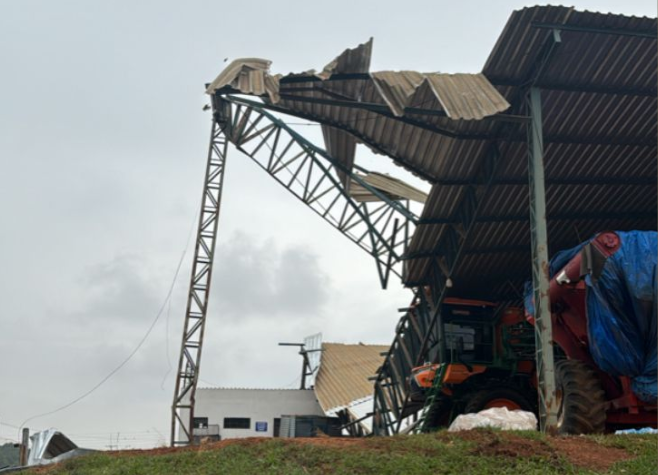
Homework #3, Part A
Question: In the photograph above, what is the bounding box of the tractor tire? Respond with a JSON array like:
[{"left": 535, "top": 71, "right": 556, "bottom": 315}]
[
  {"left": 555, "top": 359, "right": 606, "bottom": 435},
  {"left": 463, "top": 386, "right": 535, "bottom": 415}
]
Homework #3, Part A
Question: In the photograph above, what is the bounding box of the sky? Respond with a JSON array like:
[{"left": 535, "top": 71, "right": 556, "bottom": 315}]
[{"left": 0, "top": 0, "right": 654, "bottom": 450}]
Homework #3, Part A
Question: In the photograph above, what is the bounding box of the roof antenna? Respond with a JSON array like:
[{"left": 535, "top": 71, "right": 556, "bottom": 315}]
[{"left": 278, "top": 343, "right": 323, "bottom": 389}]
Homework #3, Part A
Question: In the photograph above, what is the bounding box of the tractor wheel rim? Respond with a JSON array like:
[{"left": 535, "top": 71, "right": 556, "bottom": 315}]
[{"left": 484, "top": 398, "right": 522, "bottom": 410}]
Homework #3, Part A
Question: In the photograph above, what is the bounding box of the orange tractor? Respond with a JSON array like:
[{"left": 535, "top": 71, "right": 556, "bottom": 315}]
[{"left": 409, "top": 231, "right": 657, "bottom": 433}]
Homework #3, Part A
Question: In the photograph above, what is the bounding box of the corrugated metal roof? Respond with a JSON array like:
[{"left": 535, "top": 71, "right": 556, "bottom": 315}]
[
  {"left": 404, "top": 6, "right": 657, "bottom": 295},
  {"left": 208, "top": 6, "right": 656, "bottom": 304},
  {"left": 313, "top": 342, "right": 387, "bottom": 412},
  {"left": 207, "top": 40, "right": 509, "bottom": 183}
]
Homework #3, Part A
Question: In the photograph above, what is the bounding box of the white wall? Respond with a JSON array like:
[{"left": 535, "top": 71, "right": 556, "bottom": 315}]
[{"left": 194, "top": 388, "right": 325, "bottom": 439}]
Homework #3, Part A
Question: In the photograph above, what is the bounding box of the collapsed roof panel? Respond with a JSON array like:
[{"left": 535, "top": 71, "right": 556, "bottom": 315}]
[
  {"left": 207, "top": 40, "right": 510, "bottom": 182},
  {"left": 313, "top": 342, "right": 387, "bottom": 413}
]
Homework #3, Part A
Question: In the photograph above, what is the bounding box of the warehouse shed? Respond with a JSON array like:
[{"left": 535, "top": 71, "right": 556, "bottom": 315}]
[{"left": 173, "top": 4, "right": 657, "bottom": 442}]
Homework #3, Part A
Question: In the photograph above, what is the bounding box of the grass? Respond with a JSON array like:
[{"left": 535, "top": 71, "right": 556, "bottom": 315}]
[{"left": 37, "top": 430, "right": 657, "bottom": 475}]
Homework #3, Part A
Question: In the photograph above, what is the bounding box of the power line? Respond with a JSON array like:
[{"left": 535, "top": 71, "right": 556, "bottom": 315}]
[
  {"left": 162, "top": 210, "right": 198, "bottom": 391},
  {"left": 18, "top": 222, "right": 195, "bottom": 435}
]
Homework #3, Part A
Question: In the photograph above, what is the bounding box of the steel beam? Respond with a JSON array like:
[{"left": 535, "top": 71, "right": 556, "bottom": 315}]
[
  {"left": 223, "top": 96, "right": 417, "bottom": 288},
  {"left": 372, "top": 144, "right": 500, "bottom": 435},
  {"left": 532, "top": 21, "right": 657, "bottom": 39},
  {"left": 171, "top": 118, "right": 228, "bottom": 446},
  {"left": 417, "top": 210, "right": 657, "bottom": 226},
  {"left": 488, "top": 77, "right": 658, "bottom": 98},
  {"left": 527, "top": 87, "right": 558, "bottom": 433}
]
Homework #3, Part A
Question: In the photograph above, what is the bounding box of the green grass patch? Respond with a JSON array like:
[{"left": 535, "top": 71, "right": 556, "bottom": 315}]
[{"left": 38, "top": 431, "right": 657, "bottom": 475}]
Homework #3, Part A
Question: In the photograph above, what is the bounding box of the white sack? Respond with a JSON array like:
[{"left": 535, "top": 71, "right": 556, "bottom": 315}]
[{"left": 448, "top": 407, "right": 537, "bottom": 432}]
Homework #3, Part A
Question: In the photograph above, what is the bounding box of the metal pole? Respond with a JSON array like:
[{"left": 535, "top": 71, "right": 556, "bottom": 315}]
[
  {"left": 527, "top": 87, "right": 558, "bottom": 433},
  {"left": 18, "top": 428, "right": 28, "bottom": 466},
  {"left": 299, "top": 350, "right": 308, "bottom": 390}
]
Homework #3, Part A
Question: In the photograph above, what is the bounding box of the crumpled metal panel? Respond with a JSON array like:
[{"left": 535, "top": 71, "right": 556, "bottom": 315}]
[
  {"left": 371, "top": 71, "right": 510, "bottom": 119},
  {"left": 317, "top": 38, "right": 372, "bottom": 79},
  {"left": 26, "top": 429, "right": 93, "bottom": 467},
  {"left": 207, "top": 39, "right": 508, "bottom": 182},
  {"left": 205, "top": 58, "right": 280, "bottom": 102}
]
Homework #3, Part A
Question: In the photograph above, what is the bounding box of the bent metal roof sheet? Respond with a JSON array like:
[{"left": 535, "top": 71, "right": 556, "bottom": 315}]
[
  {"left": 313, "top": 342, "right": 388, "bottom": 413},
  {"left": 208, "top": 5, "right": 657, "bottom": 304}
]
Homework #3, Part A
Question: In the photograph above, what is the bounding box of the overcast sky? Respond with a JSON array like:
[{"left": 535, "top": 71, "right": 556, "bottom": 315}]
[{"left": 0, "top": 0, "right": 654, "bottom": 450}]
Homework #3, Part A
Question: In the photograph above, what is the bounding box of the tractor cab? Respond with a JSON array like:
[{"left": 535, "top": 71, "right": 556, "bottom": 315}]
[{"left": 407, "top": 298, "right": 537, "bottom": 424}]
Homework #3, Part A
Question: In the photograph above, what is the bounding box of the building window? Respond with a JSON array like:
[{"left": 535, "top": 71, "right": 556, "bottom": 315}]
[
  {"left": 193, "top": 417, "right": 209, "bottom": 429},
  {"left": 223, "top": 417, "right": 251, "bottom": 429}
]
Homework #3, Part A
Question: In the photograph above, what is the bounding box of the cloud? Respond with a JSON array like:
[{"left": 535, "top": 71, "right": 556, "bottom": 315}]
[{"left": 211, "top": 231, "right": 331, "bottom": 320}]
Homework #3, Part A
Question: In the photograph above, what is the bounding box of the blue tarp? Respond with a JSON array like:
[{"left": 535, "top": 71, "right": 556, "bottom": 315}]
[{"left": 525, "top": 231, "right": 657, "bottom": 402}]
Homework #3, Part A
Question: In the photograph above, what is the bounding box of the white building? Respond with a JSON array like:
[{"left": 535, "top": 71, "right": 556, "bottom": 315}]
[
  {"left": 189, "top": 338, "right": 388, "bottom": 441},
  {"left": 192, "top": 388, "right": 324, "bottom": 439}
]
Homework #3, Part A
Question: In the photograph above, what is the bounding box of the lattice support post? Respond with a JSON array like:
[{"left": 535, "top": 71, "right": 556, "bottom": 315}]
[
  {"left": 170, "top": 118, "right": 228, "bottom": 446},
  {"left": 372, "top": 143, "right": 500, "bottom": 435},
  {"left": 527, "top": 86, "right": 558, "bottom": 433}
]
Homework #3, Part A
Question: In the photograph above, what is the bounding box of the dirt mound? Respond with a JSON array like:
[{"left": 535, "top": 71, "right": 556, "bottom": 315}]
[
  {"left": 444, "top": 431, "right": 631, "bottom": 472},
  {"left": 551, "top": 437, "right": 631, "bottom": 472}
]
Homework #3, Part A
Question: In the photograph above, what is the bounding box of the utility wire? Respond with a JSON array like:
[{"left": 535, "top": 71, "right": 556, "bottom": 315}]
[
  {"left": 18, "top": 215, "right": 196, "bottom": 436},
  {"left": 161, "top": 210, "right": 198, "bottom": 390}
]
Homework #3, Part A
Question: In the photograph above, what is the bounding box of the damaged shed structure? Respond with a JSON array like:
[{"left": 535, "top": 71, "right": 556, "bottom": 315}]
[{"left": 171, "top": 5, "right": 657, "bottom": 444}]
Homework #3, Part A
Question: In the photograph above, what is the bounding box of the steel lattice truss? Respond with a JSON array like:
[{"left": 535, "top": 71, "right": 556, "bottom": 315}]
[
  {"left": 171, "top": 121, "right": 228, "bottom": 446},
  {"left": 171, "top": 96, "right": 419, "bottom": 445},
  {"left": 222, "top": 96, "right": 418, "bottom": 288},
  {"left": 372, "top": 147, "right": 500, "bottom": 435}
]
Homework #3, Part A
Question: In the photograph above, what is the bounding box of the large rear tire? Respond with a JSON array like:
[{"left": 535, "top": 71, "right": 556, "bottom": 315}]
[{"left": 555, "top": 359, "right": 606, "bottom": 434}]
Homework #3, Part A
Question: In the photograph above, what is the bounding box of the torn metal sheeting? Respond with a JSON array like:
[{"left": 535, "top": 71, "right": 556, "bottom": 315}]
[
  {"left": 27, "top": 429, "right": 95, "bottom": 467},
  {"left": 207, "top": 39, "right": 510, "bottom": 183},
  {"left": 349, "top": 172, "right": 428, "bottom": 204}
]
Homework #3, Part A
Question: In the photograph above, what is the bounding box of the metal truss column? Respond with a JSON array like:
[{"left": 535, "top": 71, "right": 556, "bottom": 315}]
[
  {"left": 171, "top": 119, "right": 228, "bottom": 446},
  {"left": 527, "top": 87, "right": 558, "bottom": 433}
]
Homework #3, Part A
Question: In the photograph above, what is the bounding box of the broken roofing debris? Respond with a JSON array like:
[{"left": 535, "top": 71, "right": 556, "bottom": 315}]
[
  {"left": 206, "top": 38, "right": 509, "bottom": 197},
  {"left": 0, "top": 429, "right": 94, "bottom": 473}
]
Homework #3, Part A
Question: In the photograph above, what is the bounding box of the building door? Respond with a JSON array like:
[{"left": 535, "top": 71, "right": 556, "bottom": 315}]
[{"left": 273, "top": 418, "right": 281, "bottom": 437}]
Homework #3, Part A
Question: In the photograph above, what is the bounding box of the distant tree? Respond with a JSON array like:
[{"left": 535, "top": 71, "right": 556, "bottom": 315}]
[{"left": 0, "top": 442, "right": 19, "bottom": 468}]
